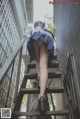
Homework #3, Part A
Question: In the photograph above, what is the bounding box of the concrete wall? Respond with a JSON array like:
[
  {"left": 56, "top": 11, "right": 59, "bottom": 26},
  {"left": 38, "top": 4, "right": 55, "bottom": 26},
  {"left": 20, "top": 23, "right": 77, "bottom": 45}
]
[
  {"left": 25, "top": 0, "right": 33, "bottom": 23},
  {"left": 54, "top": 0, "right": 80, "bottom": 111},
  {"left": 11, "top": 0, "right": 28, "bottom": 38}
]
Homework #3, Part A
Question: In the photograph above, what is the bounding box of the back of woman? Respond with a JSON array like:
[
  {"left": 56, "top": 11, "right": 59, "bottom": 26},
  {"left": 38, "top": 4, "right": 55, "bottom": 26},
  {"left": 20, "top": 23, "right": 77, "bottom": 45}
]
[{"left": 27, "top": 21, "right": 54, "bottom": 112}]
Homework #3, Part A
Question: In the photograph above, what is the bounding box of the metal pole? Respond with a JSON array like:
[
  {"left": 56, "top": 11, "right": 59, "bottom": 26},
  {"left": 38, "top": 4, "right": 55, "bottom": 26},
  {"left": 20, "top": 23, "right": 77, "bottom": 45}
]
[
  {"left": 5, "top": 61, "right": 15, "bottom": 107},
  {"left": 14, "top": 47, "right": 23, "bottom": 103}
]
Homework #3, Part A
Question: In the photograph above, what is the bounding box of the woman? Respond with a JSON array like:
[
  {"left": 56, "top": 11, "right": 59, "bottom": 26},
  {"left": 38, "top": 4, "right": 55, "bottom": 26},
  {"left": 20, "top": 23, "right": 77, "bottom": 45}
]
[{"left": 27, "top": 21, "right": 54, "bottom": 112}]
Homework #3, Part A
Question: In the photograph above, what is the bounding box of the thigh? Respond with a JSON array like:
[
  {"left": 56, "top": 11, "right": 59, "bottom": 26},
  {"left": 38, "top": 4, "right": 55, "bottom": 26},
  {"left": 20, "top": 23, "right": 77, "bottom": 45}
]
[
  {"left": 40, "top": 43, "right": 48, "bottom": 67},
  {"left": 32, "top": 41, "right": 40, "bottom": 62}
]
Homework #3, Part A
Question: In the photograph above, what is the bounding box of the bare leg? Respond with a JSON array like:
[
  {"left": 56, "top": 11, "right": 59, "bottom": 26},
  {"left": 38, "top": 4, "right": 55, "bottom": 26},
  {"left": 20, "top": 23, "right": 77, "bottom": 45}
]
[
  {"left": 32, "top": 41, "right": 48, "bottom": 98},
  {"left": 39, "top": 43, "right": 48, "bottom": 98},
  {"left": 32, "top": 42, "right": 40, "bottom": 78},
  {"left": 36, "top": 61, "right": 40, "bottom": 78},
  {"left": 32, "top": 41, "right": 48, "bottom": 112}
]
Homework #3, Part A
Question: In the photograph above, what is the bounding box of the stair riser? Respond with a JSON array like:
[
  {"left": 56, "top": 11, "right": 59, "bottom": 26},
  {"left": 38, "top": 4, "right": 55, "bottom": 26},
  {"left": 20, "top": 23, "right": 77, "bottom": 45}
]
[
  {"left": 25, "top": 73, "right": 61, "bottom": 79},
  {"left": 28, "top": 63, "right": 59, "bottom": 69},
  {"left": 14, "top": 110, "right": 69, "bottom": 116},
  {"left": 20, "top": 88, "right": 64, "bottom": 94}
]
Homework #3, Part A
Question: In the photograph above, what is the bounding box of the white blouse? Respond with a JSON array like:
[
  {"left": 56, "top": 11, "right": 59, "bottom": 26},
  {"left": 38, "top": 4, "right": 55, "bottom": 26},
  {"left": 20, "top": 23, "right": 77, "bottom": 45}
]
[{"left": 33, "top": 26, "right": 53, "bottom": 39}]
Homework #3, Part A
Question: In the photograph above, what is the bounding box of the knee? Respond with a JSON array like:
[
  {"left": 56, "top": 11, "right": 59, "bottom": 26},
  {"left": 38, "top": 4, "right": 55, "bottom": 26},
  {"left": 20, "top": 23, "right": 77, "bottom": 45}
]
[{"left": 40, "top": 62, "right": 47, "bottom": 70}]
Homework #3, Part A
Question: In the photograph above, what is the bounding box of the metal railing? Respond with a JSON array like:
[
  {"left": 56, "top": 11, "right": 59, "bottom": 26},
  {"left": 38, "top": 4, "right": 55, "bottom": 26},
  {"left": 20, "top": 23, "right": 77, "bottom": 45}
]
[
  {"left": 64, "top": 51, "right": 80, "bottom": 119},
  {"left": 0, "top": 36, "right": 27, "bottom": 108}
]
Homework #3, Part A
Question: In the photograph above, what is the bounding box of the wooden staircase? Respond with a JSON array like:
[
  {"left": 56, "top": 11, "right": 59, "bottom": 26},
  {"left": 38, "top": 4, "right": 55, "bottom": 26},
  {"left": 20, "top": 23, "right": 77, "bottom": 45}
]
[{"left": 11, "top": 54, "right": 69, "bottom": 119}]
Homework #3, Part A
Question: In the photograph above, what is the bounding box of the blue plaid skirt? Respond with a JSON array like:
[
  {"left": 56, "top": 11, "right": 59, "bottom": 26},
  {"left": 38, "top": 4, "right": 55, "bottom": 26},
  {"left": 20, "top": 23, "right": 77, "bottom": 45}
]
[{"left": 27, "top": 32, "right": 54, "bottom": 61}]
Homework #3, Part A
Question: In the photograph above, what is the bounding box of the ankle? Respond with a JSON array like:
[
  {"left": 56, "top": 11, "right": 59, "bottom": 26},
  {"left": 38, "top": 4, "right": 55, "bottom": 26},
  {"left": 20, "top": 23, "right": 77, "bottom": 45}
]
[{"left": 38, "top": 95, "right": 45, "bottom": 99}]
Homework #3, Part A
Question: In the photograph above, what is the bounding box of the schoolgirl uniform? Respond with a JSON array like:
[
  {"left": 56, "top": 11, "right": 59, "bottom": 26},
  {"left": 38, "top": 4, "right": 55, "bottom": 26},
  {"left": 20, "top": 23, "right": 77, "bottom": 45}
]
[{"left": 27, "top": 26, "right": 54, "bottom": 61}]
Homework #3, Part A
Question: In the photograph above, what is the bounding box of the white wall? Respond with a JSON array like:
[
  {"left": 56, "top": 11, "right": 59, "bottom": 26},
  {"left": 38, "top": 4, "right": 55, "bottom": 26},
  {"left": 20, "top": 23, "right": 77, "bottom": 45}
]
[{"left": 11, "top": 0, "right": 28, "bottom": 38}]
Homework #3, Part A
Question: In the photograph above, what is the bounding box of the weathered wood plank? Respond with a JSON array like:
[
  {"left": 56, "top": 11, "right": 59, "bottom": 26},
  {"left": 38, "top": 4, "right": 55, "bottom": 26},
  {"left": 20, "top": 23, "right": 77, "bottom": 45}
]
[
  {"left": 25, "top": 72, "right": 61, "bottom": 79},
  {"left": 14, "top": 110, "right": 68, "bottom": 116},
  {"left": 20, "top": 87, "right": 64, "bottom": 94},
  {"left": 28, "top": 61, "right": 59, "bottom": 69}
]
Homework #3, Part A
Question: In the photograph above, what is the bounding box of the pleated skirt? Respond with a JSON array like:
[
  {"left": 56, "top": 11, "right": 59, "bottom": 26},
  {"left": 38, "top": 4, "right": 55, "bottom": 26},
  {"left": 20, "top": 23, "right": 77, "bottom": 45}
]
[{"left": 27, "top": 32, "right": 54, "bottom": 61}]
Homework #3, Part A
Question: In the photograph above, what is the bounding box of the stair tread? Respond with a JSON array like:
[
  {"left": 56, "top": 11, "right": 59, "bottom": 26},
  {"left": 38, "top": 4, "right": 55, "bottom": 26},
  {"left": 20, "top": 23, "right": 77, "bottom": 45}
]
[
  {"left": 20, "top": 87, "right": 64, "bottom": 94},
  {"left": 28, "top": 61, "right": 59, "bottom": 68},
  {"left": 25, "top": 72, "right": 61, "bottom": 79},
  {"left": 31, "top": 55, "right": 57, "bottom": 60},
  {"left": 14, "top": 110, "right": 68, "bottom": 116}
]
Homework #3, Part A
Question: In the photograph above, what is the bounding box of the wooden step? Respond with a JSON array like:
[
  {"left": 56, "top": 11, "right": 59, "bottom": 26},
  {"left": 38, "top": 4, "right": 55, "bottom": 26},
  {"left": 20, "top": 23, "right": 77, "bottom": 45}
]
[
  {"left": 31, "top": 55, "right": 57, "bottom": 62},
  {"left": 13, "top": 110, "right": 68, "bottom": 116},
  {"left": 28, "top": 61, "right": 59, "bottom": 69},
  {"left": 25, "top": 72, "right": 61, "bottom": 79},
  {"left": 20, "top": 87, "right": 64, "bottom": 94}
]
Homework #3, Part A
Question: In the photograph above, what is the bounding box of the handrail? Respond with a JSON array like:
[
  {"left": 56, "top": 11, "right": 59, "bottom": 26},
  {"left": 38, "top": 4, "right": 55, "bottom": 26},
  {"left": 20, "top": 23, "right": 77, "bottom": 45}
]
[{"left": 0, "top": 36, "right": 27, "bottom": 83}]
